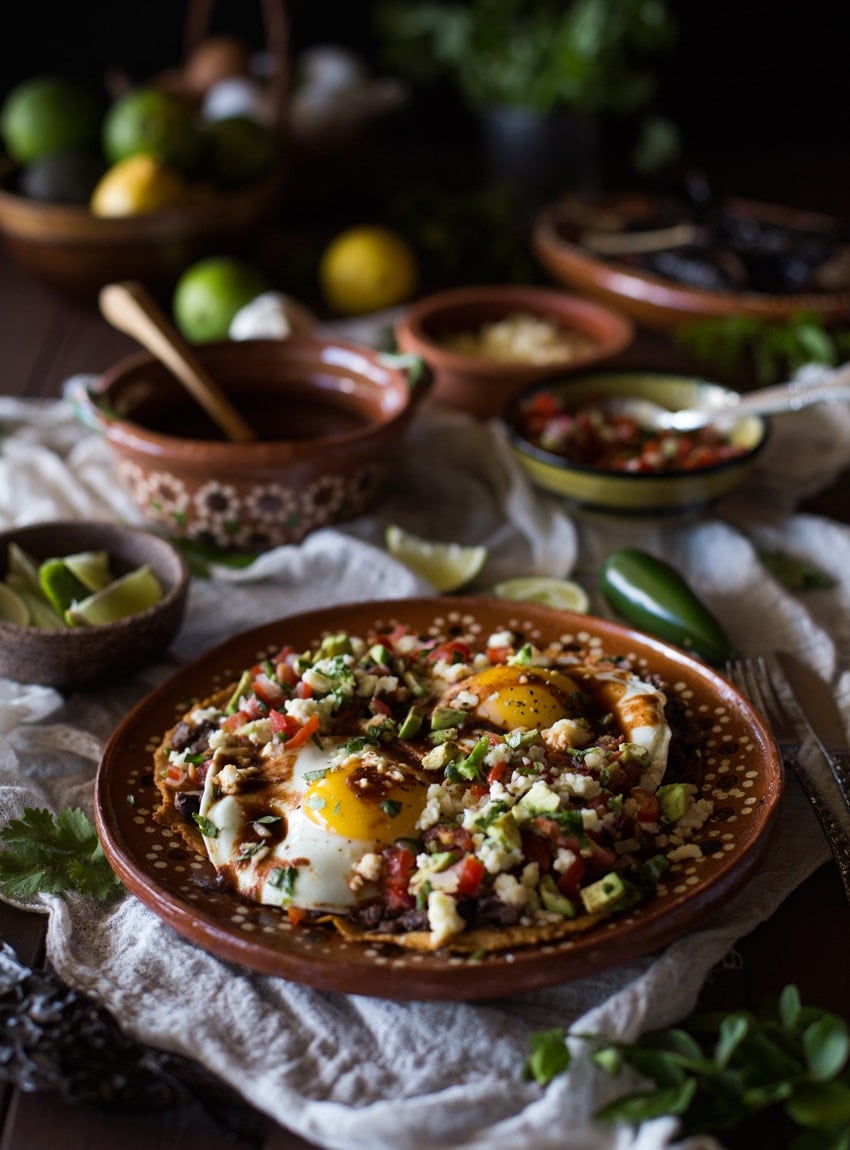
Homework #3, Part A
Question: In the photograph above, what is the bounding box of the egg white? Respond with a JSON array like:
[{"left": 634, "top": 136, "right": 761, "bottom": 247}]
[{"left": 200, "top": 736, "right": 426, "bottom": 912}]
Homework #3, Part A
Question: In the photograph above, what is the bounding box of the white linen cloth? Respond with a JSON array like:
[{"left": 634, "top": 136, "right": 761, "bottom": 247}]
[{"left": 3, "top": 355, "right": 850, "bottom": 1150}]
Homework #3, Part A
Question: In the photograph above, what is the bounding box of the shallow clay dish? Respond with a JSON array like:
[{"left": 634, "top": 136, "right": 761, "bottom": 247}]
[
  {"left": 532, "top": 194, "right": 850, "bottom": 333},
  {"left": 503, "top": 370, "right": 769, "bottom": 518},
  {"left": 71, "top": 336, "right": 430, "bottom": 552},
  {"left": 95, "top": 595, "right": 781, "bottom": 1001},
  {"left": 394, "top": 283, "right": 633, "bottom": 419},
  {"left": 0, "top": 520, "right": 190, "bottom": 691}
]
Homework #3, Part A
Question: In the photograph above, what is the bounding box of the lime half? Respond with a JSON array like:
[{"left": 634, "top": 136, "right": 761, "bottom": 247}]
[
  {"left": 385, "top": 525, "right": 487, "bottom": 593},
  {"left": 0, "top": 583, "right": 29, "bottom": 625},
  {"left": 491, "top": 576, "right": 590, "bottom": 613},
  {"left": 64, "top": 564, "right": 163, "bottom": 626}
]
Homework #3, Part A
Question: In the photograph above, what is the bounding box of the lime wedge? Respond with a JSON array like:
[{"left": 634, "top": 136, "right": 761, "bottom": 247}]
[
  {"left": 63, "top": 550, "right": 113, "bottom": 592},
  {"left": 0, "top": 583, "right": 29, "bottom": 625},
  {"left": 38, "top": 558, "right": 91, "bottom": 614},
  {"left": 491, "top": 575, "right": 590, "bottom": 613},
  {"left": 385, "top": 525, "right": 487, "bottom": 593},
  {"left": 5, "top": 573, "right": 66, "bottom": 628},
  {"left": 64, "top": 564, "right": 163, "bottom": 626},
  {"left": 6, "top": 542, "right": 43, "bottom": 594}
]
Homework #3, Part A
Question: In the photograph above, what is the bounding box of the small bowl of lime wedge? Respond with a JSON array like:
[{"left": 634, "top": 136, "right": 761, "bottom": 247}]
[{"left": 0, "top": 520, "right": 189, "bottom": 690}]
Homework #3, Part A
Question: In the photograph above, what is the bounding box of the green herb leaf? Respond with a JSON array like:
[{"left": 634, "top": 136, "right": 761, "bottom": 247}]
[
  {"left": 786, "top": 1081, "right": 850, "bottom": 1130},
  {"left": 0, "top": 806, "right": 123, "bottom": 901},
  {"left": 192, "top": 813, "right": 219, "bottom": 838},
  {"left": 524, "top": 1028, "right": 571, "bottom": 1084},
  {"left": 804, "top": 1015, "right": 850, "bottom": 1082},
  {"left": 758, "top": 549, "right": 836, "bottom": 591},
  {"left": 596, "top": 1078, "right": 697, "bottom": 1123}
]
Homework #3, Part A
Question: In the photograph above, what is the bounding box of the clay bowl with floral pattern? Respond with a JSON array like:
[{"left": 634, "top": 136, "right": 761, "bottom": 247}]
[{"left": 71, "top": 337, "right": 431, "bottom": 552}]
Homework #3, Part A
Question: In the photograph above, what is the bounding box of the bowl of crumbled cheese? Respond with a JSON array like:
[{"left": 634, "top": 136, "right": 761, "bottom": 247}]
[{"left": 394, "top": 283, "right": 634, "bottom": 419}]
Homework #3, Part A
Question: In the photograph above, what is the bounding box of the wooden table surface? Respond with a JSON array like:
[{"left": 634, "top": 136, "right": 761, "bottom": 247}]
[{"left": 1, "top": 220, "right": 850, "bottom": 1150}]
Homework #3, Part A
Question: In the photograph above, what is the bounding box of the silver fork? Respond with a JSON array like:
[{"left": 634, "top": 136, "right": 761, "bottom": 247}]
[{"left": 726, "top": 654, "right": 850, "bottom": 903}]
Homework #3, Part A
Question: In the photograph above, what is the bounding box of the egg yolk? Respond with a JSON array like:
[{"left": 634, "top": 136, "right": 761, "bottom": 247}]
[
  {"left": 303, "top": 757, "right": 425, "bottom": 843},
  {"left": 464, "top": 664, "right": 583, "bottom": 730}
]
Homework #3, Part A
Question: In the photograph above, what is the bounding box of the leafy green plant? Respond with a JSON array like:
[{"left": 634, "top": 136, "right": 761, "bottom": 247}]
[
  {"left": 675, "top": 312, "right": 850, "bottom": 385},
  {"left": 526, "top": 985, "right": 850, "bottom": 1146},
  {"left": 374, "top": 0, "right": 677, "bottom": 116},
  {"left": 0, "top": 807, "right": 122, "bottom": 901}
]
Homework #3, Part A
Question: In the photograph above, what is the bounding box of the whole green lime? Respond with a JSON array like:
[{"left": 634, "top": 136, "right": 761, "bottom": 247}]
[
  {"left": 102, "top": 87, "right": 204, "bottom": 174},
  {"left": 203, "top": 116, "right": 277, "bottom": 188},
  {"left": 173, "top": 256, "right": 271, "bottom": 343},
  {"left": 0, "top": 76, "right": 103, "bottom": 165}
]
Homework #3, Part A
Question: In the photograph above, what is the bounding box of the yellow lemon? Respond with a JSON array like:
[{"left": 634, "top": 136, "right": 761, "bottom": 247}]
[
  {"left": 319, "top": 225, "right": 418, "bottom": 316},
  {"left": 90, "top": 154, "right": 190, "bottom": 217}
]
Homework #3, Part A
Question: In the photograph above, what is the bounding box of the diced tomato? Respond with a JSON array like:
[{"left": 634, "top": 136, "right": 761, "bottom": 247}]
[
  {"left": 287, "top": 906, "right": 308, "bottom": 926},
  {"left": 276, "top": 661, "right": 299, "bottom": 688},
  {"left": 486, "top": 760, "right": 509, "bottom": 785},
  {"left": 584, "top": 839, "right": 618, "bottom": 875},
  {"left": 296, "top": 680, "right": 313, "bottom": 700},
  {"left": 630, "top": 786, "right": 661, "bottom": 823},
  {"left": 453, "top": 855, "right": 485, "bottom": 897},
  {"left": 285, "top": 713, "right": 321, "bottom": 750},
  {"left": 383, "top": 844, "right": 416, "bottom": 909},
  {"left": 165, "top": 763, "right": 187, "bottom": 785},
  {"left": 521, "top": 830, "right": 552, "bottom": 875},
  {"left": 486, "top": 646, "right": 511, "bottom": 664},
  {"left": 424, "top": 639, "right": 471, "bottom": 665},
  {"left": 223, "top": 710, "right": 247, "bottom": 731},
  {"left": 556, "top": 853, "right": 587, "bottom": 900},
  {"left": 370, "top": 697, "right": 392, "bottom": 717},
  {"left": 252, "top": 672, "right": 286, "bottom": 708},
  {"left": 270, "top": 709, "right": 300, "bottom": 737},
  {"left": 467, "top": 782, "right": 489, "bottom": 800}
]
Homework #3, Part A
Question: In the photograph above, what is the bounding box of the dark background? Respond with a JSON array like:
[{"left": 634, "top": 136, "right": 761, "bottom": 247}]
[{"left": 1, "top": 0, "right": 846, "bottom": 212}]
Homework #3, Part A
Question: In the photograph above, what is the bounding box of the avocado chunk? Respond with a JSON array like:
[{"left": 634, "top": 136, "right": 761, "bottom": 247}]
[
  {"left": 580, "top": 871, "right": 628, "bottom": 915},
  {"left": 657, "top": 782, "right": 690, "bottom": 823}
]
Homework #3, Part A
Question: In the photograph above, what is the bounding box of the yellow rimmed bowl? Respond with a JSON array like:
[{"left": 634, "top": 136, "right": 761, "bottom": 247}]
[{"left": 501, "top": 370, "right": 769, "bottom": 517}]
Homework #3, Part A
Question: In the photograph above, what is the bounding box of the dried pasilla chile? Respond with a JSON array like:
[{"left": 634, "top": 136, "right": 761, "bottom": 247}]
[{"left": 0, "top": 941, "right": 263, "bottom": 1139}]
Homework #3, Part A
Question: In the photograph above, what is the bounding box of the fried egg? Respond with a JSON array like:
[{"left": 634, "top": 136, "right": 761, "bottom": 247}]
[
  {"left": 199, "top": 737, "right": 428, "bottom": 912},
  {"left": 443, "top": 661, "right": 670, "bottom": 791}
]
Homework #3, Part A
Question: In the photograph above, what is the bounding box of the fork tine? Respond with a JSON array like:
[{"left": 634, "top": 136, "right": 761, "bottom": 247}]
[{"left": 727, "top": 656, "right": 850, "bottom": 904}]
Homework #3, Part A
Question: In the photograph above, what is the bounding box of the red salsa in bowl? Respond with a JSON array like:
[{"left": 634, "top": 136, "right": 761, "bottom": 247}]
[
  {"left": 518, "top": 389, "right": 749, "bottom": 474},
  {"left": 502, "top": 371, "right": 768, "bottom": 517}
]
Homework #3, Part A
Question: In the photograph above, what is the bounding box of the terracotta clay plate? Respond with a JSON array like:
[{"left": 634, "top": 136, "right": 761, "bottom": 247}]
[{"left": 95, "top": 597, "right": 782, "bottom": 1001}]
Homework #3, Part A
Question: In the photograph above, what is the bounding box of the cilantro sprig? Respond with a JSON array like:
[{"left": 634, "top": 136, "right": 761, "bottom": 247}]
[
  {"left": 0, "top": 806, "right": 123, "bottom": 901},
  {"left": 526, "top": 985, "right": 850, "bottom": 1145}
]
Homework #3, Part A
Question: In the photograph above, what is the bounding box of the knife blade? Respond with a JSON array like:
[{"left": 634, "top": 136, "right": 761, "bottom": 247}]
[{"left": 774, "top": 650, "right": 850, "bottom": 814}]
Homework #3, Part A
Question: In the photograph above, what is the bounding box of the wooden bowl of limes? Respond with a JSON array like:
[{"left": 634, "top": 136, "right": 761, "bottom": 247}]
[
  {"left": 0, "top": 520, "right": 190, "bottom": 690},
  {"left": 0, "top": 73, "right": 288, "bottom": 302}
]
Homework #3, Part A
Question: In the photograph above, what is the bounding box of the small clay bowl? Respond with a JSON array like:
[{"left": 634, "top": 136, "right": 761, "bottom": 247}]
[
  {"left": 0, "top": 521, "right": 190, "bottom": 690},
  {"left": 502, "top": 370, "right": 769, "bottom": 517},
  {"left": 70, "top": 336, "right": 430, "bottom": 552},
  {"left": 393, "top": 283, "right": 634, "bottom": 419}
]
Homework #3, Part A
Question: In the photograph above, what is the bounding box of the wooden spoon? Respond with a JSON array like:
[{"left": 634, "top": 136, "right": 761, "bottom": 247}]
[{"left": 98, "top": 280, "right": 257, "bottom": 443}]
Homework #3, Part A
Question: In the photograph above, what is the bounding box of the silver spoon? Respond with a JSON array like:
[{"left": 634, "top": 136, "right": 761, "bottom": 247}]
[{"left": 604, "top": 365, "right": 850, "bottom": 432}]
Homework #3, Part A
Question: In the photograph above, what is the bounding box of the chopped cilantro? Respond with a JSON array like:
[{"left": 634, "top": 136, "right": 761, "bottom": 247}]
[{"left": 192, "top": 813, "right": 219, "bottom": 838}]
